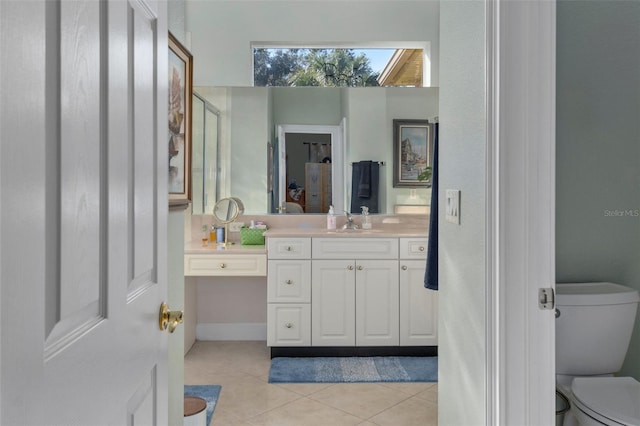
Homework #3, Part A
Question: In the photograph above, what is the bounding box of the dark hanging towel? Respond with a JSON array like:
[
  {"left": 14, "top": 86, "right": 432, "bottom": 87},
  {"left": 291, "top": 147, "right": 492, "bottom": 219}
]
[
  {"left": 425, "top": 123, "right": 439, "bottom": 290},
  {"left": 350, "top": 161, "right": 379, "bottom": 213}
]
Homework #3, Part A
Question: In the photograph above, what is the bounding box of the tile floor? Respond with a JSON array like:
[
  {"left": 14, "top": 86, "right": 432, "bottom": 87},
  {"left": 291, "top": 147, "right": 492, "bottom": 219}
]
[{"left": 184, "top": 341, "right": 438, "bottom": 426}]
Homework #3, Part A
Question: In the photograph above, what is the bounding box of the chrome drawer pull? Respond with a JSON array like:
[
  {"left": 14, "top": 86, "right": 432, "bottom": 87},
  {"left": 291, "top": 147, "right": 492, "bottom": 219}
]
[
  {"left": 286, "top": 246, "right": 292, "bottom": 251},
  {"left": 347, "top": 265, "right": 354, "bottom": 270},
  {"left": 402, "top": 265, "right": 408, "bottom": 270},
  {"left": 419, "top": 246, "right": 425, "bottom": 251},
  {"left": 219, "top": 263, "right": 226, "bottom": 269},
  {"left": 285, "top": 279, "right": 293, "bottom": 285},
  {"left": 285, "top": 323, "right": 293, "bottom": 329},
  {"left": 357, "top": 265, "right": 363, "bottom": 270}
]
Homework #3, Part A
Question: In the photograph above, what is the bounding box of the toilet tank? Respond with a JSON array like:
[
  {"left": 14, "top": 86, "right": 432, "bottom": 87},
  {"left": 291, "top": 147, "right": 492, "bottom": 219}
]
[{"left": 556, "top": 282, "right": 640, "bottom": 376}]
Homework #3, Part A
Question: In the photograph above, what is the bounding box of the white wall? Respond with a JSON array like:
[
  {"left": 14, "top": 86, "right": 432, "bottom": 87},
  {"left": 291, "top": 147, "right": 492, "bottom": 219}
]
[
  {"left": 556, "top": 0, "right": 640, "bottom": 380},
  {"left": 438, "top": 1, "right": 486, "bottom": 425},
  {"left": 168, "top": 0, "right": 186, "bottom": 45},
  {"left": 185, "top": 0, "right": 440, "bottom": 87}
]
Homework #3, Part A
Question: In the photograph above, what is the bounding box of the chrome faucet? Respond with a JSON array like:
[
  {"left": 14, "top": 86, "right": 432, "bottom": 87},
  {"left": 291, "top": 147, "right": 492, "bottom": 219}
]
[{"left": 342, "top": 210, "right": 359, "bottom": 230}]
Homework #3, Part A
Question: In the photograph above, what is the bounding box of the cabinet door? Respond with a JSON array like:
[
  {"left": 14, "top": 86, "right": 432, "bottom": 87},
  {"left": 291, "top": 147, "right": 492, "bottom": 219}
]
[
  {"left": 355, "top": 260, "right": 400, "bottom": 346},
  {"left": 267, "top": 304, "right": 311, "bottom": 346},
  {"left": 399, "top": 260, "right": 438, "bottom": 346},
  {"left": 312, "top": 260, "right": 356, "bottom": 346}
]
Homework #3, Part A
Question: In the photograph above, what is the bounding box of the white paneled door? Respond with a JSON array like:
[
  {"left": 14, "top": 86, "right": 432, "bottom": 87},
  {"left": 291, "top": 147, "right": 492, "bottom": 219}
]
[{"left": 0, "top": 0, "right": 169, "bottom": 424}]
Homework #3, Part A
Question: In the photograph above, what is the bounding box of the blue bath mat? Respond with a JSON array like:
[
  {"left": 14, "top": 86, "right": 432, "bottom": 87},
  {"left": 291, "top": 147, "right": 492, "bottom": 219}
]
[
  {"left": 268, "top": 356, "right": 437, "bottom": 383},
  {"left": 184, "top": 384, "right": 221, "bottom": 426}
]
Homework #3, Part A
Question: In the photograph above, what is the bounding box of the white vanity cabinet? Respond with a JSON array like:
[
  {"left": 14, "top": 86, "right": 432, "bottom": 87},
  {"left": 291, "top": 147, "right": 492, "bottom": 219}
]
[
  {"left": 267, "top": 238, "right": 312, "bottom": 346},
  {"left": 311, "top": 238, "right": 399, "bottom": 346},
  {"left": 399, "top": 238, "right": 438, "bottom": 346},
  {"left": 266, "top": 235, "right": 437, "bottom": 349}
]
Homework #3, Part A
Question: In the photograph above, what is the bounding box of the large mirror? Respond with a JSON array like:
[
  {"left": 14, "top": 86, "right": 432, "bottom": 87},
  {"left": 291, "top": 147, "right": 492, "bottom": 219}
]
[{"left": 192, "top": 86, "right": 439, "bottom": 215}]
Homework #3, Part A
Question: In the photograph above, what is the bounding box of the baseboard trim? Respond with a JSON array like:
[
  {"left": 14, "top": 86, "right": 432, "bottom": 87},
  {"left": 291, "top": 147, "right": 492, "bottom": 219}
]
[{"left": 196, "top": 323, "right": 267, "bottom": 341}]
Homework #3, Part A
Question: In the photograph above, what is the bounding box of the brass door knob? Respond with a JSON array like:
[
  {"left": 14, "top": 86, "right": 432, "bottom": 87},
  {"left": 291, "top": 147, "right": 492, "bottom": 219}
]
[{"left": 159, "top": 302, "right": 184, "bottom": 333}]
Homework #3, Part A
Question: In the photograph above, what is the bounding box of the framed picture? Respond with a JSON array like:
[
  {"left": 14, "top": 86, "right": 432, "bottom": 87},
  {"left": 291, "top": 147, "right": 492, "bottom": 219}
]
[
  {"left": 168, "top": 32, "right": 193, "bottom": 201},
  {"left": 392, "top": 119, "right": 432, "bottom": 188}
]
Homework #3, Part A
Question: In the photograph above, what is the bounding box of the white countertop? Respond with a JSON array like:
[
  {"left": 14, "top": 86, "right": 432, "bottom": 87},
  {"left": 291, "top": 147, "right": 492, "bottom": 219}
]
[
  {"left": 185, "top": 227, "right": 428, "bottom": 254},
  {"left": 263, "top": 227, "right": 428, "bottom": 238}
]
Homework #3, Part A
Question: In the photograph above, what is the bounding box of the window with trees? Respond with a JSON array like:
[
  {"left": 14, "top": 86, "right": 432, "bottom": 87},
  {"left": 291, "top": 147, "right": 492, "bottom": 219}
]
[{"left": 253, "top": 48, "right": 424, "bottom": 88}]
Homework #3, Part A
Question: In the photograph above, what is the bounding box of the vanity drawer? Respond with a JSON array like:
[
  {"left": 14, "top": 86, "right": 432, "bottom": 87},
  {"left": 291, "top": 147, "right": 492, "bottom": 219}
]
[
  {"left": 400, "top": 238, "right": 429, "bottom": 259},
  {"left": 312, "top": 238, "right": 399, "bottom": 260},
  {"left": 267, "top": 303, "right": 311, "bottom": 346},
  {"left": 184, "top": 254, "right": 267, "bottom": 276},
  {"left": 267, "top": 238, "right": 312, "bottom": 259},
  {"left": 268, "top": 260, "right": 311, "bottom": 303}
]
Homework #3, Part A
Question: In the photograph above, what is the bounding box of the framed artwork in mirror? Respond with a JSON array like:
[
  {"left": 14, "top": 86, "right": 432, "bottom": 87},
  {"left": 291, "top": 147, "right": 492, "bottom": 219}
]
[
  {"left": 392, "top": 119, "right": 432, "bottom": 188},
  {"left": 168, "top": 32, "right": 193, "bottom": 201}
]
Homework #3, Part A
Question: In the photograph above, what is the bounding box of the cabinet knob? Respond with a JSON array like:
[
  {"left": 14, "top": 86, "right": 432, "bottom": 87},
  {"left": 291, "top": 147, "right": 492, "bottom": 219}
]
[
  {"left": 219, "top": 263, "right": 226, "bottom": 269},
  {"left": 286, "top": 246, "right": 292, "bottom": 251},
  {"left": 347, "top": 265, "right": 354, "bottom": 270},
  {"left": 357, "top": 265, "right": 363, "bottom": 271},
  {"left": 419, "top": 246, "right": 425, "bottom": 252},
  {"left": 285, "top": 323, "right": 293, "bottom": 329},
  {"left": 402, "top": 265, "right": 408, "bottom": 270},
  {"left": 285, "top": 279, "right": 293, "bottom": 285}
]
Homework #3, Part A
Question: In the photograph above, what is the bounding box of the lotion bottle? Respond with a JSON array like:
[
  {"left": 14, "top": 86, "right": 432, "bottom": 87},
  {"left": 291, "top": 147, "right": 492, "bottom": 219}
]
[
  {"left": 361, "top": 206, "right": 372, "bottom": 229},
  {"left": 201, "top": 225, "right": 209, "bottom": 247},
  {"left": 327, "top": 205, "right": 337, "bottom": 230}
]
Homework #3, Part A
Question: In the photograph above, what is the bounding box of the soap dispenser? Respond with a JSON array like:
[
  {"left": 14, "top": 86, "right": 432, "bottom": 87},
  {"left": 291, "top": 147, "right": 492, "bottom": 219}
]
[
  {"left": 361, "top": 206, "right": 372, "bottom": 229},
  {"left": 327, "top": 205, "right": 337, "bottom": 230}
]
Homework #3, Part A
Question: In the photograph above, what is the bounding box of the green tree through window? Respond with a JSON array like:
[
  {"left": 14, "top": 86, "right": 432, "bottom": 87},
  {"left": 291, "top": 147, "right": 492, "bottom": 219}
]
[{"left": 254, "top": 48, "right": 380, "bottom": 87}]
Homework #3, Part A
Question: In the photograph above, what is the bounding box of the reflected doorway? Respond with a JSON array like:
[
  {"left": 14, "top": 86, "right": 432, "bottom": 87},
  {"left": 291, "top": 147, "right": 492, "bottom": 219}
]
[
  {"left": 276, "top": 123, "right": 345, "bottom": 214},
  {"left": 285, "top": 133, "right": 331, "bottom": 213}
]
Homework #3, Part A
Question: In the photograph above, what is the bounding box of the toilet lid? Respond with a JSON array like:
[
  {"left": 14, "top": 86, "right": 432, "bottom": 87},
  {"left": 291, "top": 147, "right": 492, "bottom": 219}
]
[{"left": 571, "top": 377, "right": 640, "bottom": 426}]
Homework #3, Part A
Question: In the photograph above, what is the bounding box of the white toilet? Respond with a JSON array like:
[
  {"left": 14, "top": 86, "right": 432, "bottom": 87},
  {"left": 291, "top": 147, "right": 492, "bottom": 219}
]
[{"left": 556, "top": 282, "right": 640, "bottom": 426}]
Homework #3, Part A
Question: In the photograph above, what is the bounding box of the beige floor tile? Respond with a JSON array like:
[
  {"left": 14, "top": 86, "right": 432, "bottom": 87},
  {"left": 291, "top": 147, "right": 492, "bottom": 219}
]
[
  {"left": 214, "top": 374, "right": 302, "bottom": 419},
  {"left": 414, "top": 384, "right": 438, "bottom": 404},
  {"left": 186, "top": 341, "right": 271, "bottom": 378},
  {"left": 274, "top": 382, "right": 336, "bottom": 396},
  {"left": 369, "top": 397, "right": 438, "bottom": 426},
  {"left": 378, "top": 382, "right": 437, "bottom": 396},
  {"left": 184, "top": 341, "right": 438, "bottom": 425},
  {"left": 210, "top": 407, "right": 254, "bottom": 426},
  {"left": 247, "top": 397, "right": 363, "bottom": 426},
  {"left": 310, "top": 383, "right": 412, "bottom": 420}
]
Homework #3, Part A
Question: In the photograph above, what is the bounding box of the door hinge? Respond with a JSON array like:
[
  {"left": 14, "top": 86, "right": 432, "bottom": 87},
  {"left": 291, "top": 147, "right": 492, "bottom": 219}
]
[{"left": 538, "top": 287, "right": 555, "bottom": 310}]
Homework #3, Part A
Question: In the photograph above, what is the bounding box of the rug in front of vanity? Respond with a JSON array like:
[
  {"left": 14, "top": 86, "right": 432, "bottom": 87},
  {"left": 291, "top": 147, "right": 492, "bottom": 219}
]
[{"left": 268, "top": 356, "right": 437, "bottom": 383}]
